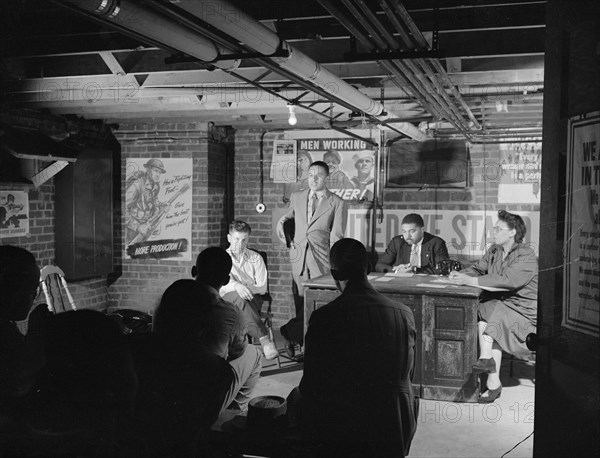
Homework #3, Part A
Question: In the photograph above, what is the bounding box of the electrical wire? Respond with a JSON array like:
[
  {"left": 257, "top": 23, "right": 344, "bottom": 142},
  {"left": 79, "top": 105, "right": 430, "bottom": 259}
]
[{"left": 500, "top": 430, "right": 534, "bottom": 458}]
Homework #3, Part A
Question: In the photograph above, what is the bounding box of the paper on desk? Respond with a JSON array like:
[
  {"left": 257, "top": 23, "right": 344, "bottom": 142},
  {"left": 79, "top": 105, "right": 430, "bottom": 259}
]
[
  {"left": 374, "top": 276, "right": 394, "bottom": 282},
  {"left": 384, "top": 272, "right": 414, "bottom": 277},
  {"left": 431, "top": 278, "right": 509, "bottom": 292},
  {"left": 367, "top": 274, "right": 378, "bottom": 280},
  {"left": 416, "top": 283, "right": 447, "bottom": 289}
]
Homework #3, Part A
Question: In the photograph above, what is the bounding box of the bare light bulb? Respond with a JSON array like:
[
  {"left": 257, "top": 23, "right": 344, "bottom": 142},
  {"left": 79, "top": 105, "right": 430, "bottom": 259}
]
[{"left": 287, "top": 104, "right": 297, "bottom": 126}]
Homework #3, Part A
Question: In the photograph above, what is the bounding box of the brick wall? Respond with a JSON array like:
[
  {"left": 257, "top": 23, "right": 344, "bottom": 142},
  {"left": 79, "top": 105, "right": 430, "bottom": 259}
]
[
  {"left": 232, "top": 130, "right": 542, "bottom": 323},
  {"left": 108, "top": 121, "right": 222, "bottom": 315},
  {"left": 1, "top": 180, "right": 109, "bottom": 313}
]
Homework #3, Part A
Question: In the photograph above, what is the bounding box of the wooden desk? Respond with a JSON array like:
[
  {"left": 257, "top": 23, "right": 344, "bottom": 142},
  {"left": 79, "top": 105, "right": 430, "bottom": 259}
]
[{"left": 303, "top": 273, "right": 482, "bottom": 402}]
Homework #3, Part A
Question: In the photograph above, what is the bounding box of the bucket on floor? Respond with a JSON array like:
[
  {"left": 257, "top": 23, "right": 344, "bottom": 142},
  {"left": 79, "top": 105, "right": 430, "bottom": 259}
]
[{"left": 247, "top": 395, "right": 287, "bottom": 433}]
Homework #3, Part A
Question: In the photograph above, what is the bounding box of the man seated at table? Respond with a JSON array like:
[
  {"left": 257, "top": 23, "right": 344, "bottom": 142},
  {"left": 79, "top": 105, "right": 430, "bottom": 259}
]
[
  {"left": 288, "top": 238, "right": 418, "bottom": 457},
  {"left": 376, "top": 213, "right": 449, "bottom": 274},
  {"left": 219, "top": 220, "right": 278, "bottom": 360},
  {"left": 192, "top": 247, "right": 262, "bottom": 412}
]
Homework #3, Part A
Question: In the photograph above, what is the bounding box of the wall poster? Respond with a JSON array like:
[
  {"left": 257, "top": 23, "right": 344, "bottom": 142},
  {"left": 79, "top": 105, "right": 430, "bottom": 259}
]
[
  {"left": 346, "top": 208, "right": 540, "bottom": 260},
  {"left": 283, "top": 129, "right": 378, "bottom": 202},
  {"left": 270, "top": 139, "right": 297, "bottom": 183},
  {"left": 124, "top": 158, "right": 192, "bottom": 260},
  {"left": 563, "top": 112, "right": 600, "bottom": 337},
  {"left": 0, "top": 190, "right": 29, "bottom": 238},
  {"left": 497, "top": 142, "right": 542, "bottom": 204}
]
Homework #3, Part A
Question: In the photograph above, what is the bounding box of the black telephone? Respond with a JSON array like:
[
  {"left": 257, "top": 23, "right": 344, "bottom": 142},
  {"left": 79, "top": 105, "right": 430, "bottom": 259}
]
[{"left": 434, "top": 259, "right": 463, "bottom": 276}]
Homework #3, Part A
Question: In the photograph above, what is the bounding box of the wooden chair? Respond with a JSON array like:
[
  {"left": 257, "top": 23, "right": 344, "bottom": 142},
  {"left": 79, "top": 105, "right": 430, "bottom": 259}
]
[
  {"left": 39, "top": 265, "right": 76, "bottom": 314},
  {"left": 252, "top": 249, "right": 282, "bottom": 368}
]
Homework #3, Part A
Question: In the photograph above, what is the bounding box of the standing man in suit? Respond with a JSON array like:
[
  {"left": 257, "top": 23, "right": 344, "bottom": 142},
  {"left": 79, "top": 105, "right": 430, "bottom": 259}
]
[
  {"left": 277, "top": 161, "right": 347, "bottom": 349},
  {"left": 287, "top": 238, "right": 418, "bottom": 457},
  {"left": 376, "top": 213, "right": 449, "bottom": 274}
]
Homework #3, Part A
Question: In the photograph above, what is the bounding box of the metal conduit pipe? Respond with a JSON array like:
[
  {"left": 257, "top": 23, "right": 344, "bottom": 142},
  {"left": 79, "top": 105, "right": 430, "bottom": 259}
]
[
  {"left": 57, "top": 0, "right": 241, "bottom": 71},
  {"left": 348, "top": 0, "right": 470, "bottom": 131},
  {"left": 316, "top": 0, "right": 453, "bottom": 128},
  {"left": 349, "top": 0, "right": 472, "bottom": 131},
  {"left": 385, "top": 0, "right": 481, "bottom": 129},
  {"left": 333, "top": 0, "right": 449, "bottom": 122},
  {"left": 175, "top": 0, "right": 426, "bottom": 141},
  {"left": 383, "top": 1, "right": 480, "bottom": 130},
  {"left": 332, "top": 0, "right": 462, "bottom": 128}
]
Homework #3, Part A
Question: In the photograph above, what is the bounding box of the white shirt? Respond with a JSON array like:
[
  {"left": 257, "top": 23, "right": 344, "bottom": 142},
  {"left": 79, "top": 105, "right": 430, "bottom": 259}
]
[{"left": 219, "top": 247, "right": 267, "bottom": 296}]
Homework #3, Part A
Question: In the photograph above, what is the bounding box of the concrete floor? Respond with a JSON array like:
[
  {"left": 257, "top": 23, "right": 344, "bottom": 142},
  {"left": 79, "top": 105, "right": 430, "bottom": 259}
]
[{"left": 251, "top": 342, "right": 535, "bottom": 458}]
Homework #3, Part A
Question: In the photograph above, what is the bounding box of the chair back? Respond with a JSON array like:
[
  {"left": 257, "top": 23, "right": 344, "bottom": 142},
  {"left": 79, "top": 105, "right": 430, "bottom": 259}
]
[
  {"left": 39, "top": 265, "right": 76, "bottom": 313},
  {"left": 250, "top": 249, "right": 272, "bottom": 305}
]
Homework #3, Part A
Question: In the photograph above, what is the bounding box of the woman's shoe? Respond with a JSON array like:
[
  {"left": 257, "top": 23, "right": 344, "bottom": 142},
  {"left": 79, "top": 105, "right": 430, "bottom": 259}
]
[
  {"left": 472, "top": 357, "right": 496, "bottom": 374},
  {"left": 479, "top": 385, "right": 502, "bottom": 403}
]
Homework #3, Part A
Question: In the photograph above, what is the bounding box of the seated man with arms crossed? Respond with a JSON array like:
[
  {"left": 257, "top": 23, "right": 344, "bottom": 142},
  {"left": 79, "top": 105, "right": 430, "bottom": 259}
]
[
  {"left": 288, "top": 238, "right": 418, "bottom": 458},
  {"left": 376, "top": 213, "right": 449, "bottom": 274},
  {"left": 192, "top": 247, "right": 263, "bottom": 411},
  {"left": 219, "top": 220, "right": 278, "bottom": 360}
]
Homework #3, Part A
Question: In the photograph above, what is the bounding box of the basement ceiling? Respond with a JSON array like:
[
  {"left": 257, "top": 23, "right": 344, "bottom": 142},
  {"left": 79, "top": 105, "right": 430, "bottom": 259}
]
[{"left": 0, "top": 0, "right": 545, "bottom": 142}]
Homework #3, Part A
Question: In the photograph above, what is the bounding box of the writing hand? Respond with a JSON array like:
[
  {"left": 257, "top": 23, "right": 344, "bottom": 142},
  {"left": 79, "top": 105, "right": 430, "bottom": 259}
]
[{"left": 392, "top": 264, "right": 411, "bottom": 273}]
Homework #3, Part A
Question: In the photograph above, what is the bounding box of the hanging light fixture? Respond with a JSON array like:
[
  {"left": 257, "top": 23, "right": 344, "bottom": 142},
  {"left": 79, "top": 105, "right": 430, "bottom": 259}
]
[{"left": 287, "top": 104, "right": 298, "bottom": 126}]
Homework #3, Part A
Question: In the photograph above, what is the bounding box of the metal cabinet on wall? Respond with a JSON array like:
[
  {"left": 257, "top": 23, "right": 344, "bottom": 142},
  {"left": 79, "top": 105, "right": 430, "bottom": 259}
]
[{"left": 55, "top": 148, "right": 113, "bottom": 280}]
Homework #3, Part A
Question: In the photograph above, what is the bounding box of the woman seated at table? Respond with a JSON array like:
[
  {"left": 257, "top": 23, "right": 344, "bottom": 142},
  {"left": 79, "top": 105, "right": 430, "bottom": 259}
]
[{"left": 448, "top": 210, "right": 537, "bottom": 403}]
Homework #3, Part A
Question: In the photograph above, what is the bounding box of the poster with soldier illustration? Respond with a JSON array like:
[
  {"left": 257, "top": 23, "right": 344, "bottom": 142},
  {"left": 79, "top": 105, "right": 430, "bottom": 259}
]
[
  {"left": 283, "top": 129, "right": 378, "bottom": 201},
  {"left": 124, "top": 158, "right": 192, "bottom": 260}
]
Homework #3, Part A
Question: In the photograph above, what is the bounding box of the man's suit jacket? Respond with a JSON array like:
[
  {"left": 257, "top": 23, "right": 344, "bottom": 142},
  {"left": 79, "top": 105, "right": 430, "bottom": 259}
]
[
  {"left": 280, "top": 188, "right": 347, "bottom": 277},
  {"left": 376, "top": 232, "right": 449, "bottom": 274},
  {"left": 299, "top": 279, "right": 418, "bottom": 456}
]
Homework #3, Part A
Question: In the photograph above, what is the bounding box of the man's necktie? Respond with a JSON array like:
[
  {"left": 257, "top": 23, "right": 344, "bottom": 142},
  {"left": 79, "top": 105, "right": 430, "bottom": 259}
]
[
  {"left": 410, "top": 244, "right": 419, "bottom": 267},
  {"left": 310, "top": 193, "right": 318, "bottom": 219}
]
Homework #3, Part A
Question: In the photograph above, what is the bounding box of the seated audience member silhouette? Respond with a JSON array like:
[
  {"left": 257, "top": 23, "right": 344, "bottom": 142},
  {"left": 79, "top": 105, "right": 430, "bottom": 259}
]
[
  {"left": 449, "top": 210, "right": 537, "bottom": 403},
  {"left": 289, "top": 238, "right": 419, "bottom": 458},
  {"left": 220, "top": 220, "right": 278, "bottom": 360},
  {"left": 192, "top": 247, "right": 263, "bottom": 411},
  {"left": 135, "top": 279, "right": 235, "bottom": 457},
  {"left": 0, "top": 246, "right": 45, "bottom": 454},
  {"left": 24, "top": 310, "right": 138, "bottom": 457}
]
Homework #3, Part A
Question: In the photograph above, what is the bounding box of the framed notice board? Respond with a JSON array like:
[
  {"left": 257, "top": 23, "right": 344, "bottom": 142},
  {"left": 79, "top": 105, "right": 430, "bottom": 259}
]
[{"left": 386, "top": 139, "right": 470, "bottom": 188}]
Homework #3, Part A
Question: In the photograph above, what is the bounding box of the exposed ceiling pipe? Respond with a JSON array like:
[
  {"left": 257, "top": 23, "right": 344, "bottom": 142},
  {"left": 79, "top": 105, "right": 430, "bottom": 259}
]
[
  {"left": 56, "top": 0, "right": 241, "bottom": 71},
  {"left": 383, "top": 0, "right": 481, "bottom": 130},
  {"left": 320, "top": 0, "right": 459, "bottom": 127},
  {"left": 343, "top": 0, "right": 471, "bottom": 132},
  {"left": 173, "top": 0, "right": 426, "bottom": 141}
]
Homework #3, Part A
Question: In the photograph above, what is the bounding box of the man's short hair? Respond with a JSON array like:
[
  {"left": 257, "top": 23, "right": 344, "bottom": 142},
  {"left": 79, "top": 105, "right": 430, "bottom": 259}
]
[
  {"left": 330, "top": 238, "right": 369, "bottom": 281},
  {"left": 323, "top": 150, "right": 342, "bottom": 164},
  {"left": 401, "top": 213, "right": 425, "bottom": 227},
  {"left": 497, "top": 209, "right": 527, "bottom": 243},
  {"left": 229, "top": 220, "right": 251, "bottom": 235},
  {"left": 194, "top": 247, "right": 232, "bottom": 284},
  {"left": 0, "top": 245, "right": 39, "bottom": 319},
  {"left": 154, "top": 279, "right": 212, "bottom": 340},
  {"left": 309, "top": 161, "right": 330, "bottom": 177}
]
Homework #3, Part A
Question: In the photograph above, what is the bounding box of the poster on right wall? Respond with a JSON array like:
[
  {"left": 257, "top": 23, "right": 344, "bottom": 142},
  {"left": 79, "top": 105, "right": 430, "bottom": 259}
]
[
  {"left": 497, "top": 142, "right": 542, "bottom": 204},
  {"left": 563, "top": 112, "right": 600, "bottom": 338}
]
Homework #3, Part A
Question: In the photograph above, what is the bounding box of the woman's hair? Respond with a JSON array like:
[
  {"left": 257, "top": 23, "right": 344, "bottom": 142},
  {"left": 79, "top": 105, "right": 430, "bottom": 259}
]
[{"left": 497, "top": 209, "right": 527, "bottom": 243}]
